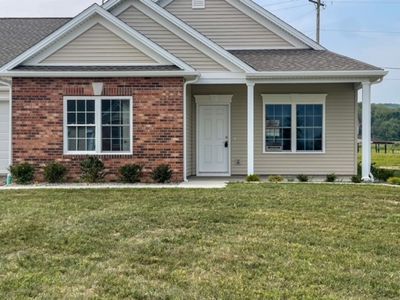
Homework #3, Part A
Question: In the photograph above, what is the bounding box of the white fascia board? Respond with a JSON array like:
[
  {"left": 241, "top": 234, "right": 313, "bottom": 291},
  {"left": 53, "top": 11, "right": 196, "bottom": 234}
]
[
  {"left": 0, "top": 4, "right": 194, "bottom": 72},
  {"left": 0, "top": 71, "right": 200, "bottom": 78},
  {"left": 235, "top": 0, "right": 324, "bottom": 50}
]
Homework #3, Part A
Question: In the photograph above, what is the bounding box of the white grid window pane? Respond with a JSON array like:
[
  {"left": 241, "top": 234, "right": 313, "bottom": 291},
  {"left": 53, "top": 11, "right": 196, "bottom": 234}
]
[
  {"left": 296, "top": 104, "right": 323, "bottom": 152},
  {"left": 101, "top": 99, "right": 130, "bottom": 152},
  {"left": 265, "top": 104, "right": 292, "bottom": 152},
  {"left": 66, "top": 99, "right": 96, "bottom": 152}
]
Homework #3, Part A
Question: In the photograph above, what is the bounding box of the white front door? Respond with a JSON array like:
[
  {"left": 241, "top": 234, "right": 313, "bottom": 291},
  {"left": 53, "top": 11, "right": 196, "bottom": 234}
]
[{"left": 198, "top": 105, "right": 230, "bottom": 175}]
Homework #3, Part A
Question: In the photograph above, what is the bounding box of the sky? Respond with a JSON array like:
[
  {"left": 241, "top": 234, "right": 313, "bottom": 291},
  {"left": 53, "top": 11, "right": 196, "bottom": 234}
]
[{"left": 1, "top": 0, "right": 399, "bottom": 103}]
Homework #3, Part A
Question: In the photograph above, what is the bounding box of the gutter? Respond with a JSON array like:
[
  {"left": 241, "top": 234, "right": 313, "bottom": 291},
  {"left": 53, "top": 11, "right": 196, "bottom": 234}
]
[
  {"left": 246, "top": 70, "right": 388, "bottom": 79},
  {"left": 183, "top": 74, "right": 200, "bottom": 182}
]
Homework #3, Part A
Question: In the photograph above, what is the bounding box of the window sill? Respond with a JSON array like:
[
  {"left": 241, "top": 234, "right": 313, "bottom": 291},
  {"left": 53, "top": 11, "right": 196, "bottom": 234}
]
[
  {"left": 63, "top": 152, "right": 133, "bottom": 156},
  {"left": 262, "top": 151, "right": 326, "bottom": 155}
]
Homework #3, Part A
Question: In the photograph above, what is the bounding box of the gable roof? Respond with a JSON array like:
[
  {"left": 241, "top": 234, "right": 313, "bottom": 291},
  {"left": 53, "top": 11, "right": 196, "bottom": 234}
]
[
  {"left": 104, "top": 0, "right": 255, "bottom": 72},
  {"left": 0, "top": 4, "right": 195, "bottom": 72},
  {"left": 157, "top": 0, "right": 323, "bottom": 50},
  {"left": 229, "top": 49, "right": 383, "bottom": 72},
  {"left": 0, "top": 18, "right": 70, "bottom": 67}
]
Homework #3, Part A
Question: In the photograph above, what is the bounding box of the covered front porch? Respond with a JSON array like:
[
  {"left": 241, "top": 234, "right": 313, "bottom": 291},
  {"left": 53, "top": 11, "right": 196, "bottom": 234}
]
[{"left": 184, "top": 80, "right": 375, "bottom": 181}]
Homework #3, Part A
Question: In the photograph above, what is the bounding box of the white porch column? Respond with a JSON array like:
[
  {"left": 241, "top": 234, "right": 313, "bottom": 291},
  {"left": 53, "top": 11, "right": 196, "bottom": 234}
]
[
  {"left": 361, "top": 81, "right": 372, "bottom": 181},
  {"left": 247, "top": 82, "right": 255, "bottom": 175}
]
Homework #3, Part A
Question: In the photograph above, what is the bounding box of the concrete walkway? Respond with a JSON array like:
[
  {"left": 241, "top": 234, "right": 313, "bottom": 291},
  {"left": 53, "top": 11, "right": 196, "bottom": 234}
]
[{"left": 0, "top": 179, "right": 228, "bottom": 190}]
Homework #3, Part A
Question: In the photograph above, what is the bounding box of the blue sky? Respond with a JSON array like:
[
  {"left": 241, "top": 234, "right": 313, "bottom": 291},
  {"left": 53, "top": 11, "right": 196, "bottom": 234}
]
[{"left": 1, "top": 0, "right": 399, "bottom": 103}]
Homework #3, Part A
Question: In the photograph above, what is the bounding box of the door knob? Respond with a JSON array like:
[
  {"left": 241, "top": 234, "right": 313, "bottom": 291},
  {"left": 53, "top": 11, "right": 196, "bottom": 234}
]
[{"left": 224, "top": 141, "right": 229, "bottom": 148}]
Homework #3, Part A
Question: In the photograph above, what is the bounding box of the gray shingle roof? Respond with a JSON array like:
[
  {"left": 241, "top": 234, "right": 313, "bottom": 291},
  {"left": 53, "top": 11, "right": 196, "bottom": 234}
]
[
  {"left": 0, "top": 18, "right": 71, "bottom": 68},
  {"left": 229, "top": 49, "right": 383, "bottom": 72},
  {"left": 13, "top": 65, "right": 181, "bottom": 71}
]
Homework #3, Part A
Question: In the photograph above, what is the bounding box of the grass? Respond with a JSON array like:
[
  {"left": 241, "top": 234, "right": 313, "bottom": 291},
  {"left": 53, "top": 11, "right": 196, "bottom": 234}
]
[
  {"left": 358, "top": 146, "right": 400, "bottom": 169},
  {"left": 0, "top": 184, "right": 400, "bottom": 299}
]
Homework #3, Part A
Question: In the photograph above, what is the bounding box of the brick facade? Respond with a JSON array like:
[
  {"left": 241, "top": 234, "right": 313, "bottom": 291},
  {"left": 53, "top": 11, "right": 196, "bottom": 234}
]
[{"left": 12, "top": 77, "right": 184, "bottom": 182}]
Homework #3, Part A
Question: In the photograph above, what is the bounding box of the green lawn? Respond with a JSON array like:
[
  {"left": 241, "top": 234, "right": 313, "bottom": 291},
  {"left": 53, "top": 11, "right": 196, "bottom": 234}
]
[
  {"left": 1, "top": 184, "right": 400, "bottom": 299},
  {"left": 358, "top": 146, "right": 400, "bottom": 169}
]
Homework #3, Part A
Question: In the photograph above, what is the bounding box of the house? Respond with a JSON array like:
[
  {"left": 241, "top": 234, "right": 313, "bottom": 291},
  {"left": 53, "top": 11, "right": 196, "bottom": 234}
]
[{"left": 0, "top": 0, "right": 387, "bottom": 182}]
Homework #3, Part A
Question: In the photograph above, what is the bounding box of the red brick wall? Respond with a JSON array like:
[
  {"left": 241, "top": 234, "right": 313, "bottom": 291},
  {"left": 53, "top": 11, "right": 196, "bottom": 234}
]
[{"left": 12, "top": 77, "right": 184, "bottom": 182}]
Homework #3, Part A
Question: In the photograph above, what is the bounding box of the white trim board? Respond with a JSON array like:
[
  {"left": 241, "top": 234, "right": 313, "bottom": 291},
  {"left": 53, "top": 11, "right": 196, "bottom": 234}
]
[
  {"left": 195, "top": 95, "right": 233, "bottom": 177},
  {"left": 0, "top": 4, "right": 194, "bottom": 73}
]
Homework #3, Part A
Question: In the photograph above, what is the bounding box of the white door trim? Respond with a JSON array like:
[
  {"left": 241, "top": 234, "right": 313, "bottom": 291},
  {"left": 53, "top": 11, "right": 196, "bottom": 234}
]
[{"left": 195, "top": 95, "right": 232, "bottom": 177}]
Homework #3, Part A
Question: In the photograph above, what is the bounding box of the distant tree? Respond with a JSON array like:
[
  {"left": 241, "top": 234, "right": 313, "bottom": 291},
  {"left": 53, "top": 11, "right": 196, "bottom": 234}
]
[{"left": 358, "top": 103, "right": 400, "bottom": 141}]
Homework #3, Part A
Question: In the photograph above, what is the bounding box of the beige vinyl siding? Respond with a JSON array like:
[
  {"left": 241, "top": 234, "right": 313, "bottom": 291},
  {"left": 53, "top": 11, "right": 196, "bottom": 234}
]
[
  {"left": 190, "top": 83, "right": 357, "bottom": 176},
  {"left": 118, "top": 6, "right": 227, "bottom": 71},
  {"left": 42, "top": 24, "right": 157, "bottom": 65},
  {"left": 165, "top": 0, "right": 293, "bottom": 49}
]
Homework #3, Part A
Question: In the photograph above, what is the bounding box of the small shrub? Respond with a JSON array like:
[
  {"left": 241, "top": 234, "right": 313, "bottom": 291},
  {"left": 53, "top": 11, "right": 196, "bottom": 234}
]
[
  {"left": 44, "top": 162, "right": 67, "bottom": 183},
  {"left": 80, "top": 157, "right": 105, "bottom": 183},
  {"left": 246, "top": 174, "right": 260, "bottom": 182},
  {"left": 387, "top": 177, "right": 400, "bottom": 185},
  {"left": 358, "top": 162, "right": 395, "bottom": 182},
  {"left": 9, "top": 163, "right": 35, "bottom": 184},
  {"left": 268, "top": 175, "right": 284, "bottom": 183},
  {"left": 351, "top": 175, "right": 362, "bottom": 183},
  {"left": 151, "top": 164, "right": 173, "bottom": 183},
  {"left": 297, "top": 174, "right": 309, "bottom": 182},
  {"left": 372, "top": 166, "right": 395, "bottom": 182},
  {"left": 119, "top": 164, "right": 143, "bottom": 183},
  {"left": 326, "top": 173, "right": 337, "bottom": 183}
]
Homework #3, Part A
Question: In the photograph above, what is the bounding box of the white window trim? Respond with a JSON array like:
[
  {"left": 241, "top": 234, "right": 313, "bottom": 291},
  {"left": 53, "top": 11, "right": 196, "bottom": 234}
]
[
  {"left": 63, "top": 96, "right": 133, "bottom": 155},
  {"left": 262, "top": 94, "right": 327, "bottom": 154}
]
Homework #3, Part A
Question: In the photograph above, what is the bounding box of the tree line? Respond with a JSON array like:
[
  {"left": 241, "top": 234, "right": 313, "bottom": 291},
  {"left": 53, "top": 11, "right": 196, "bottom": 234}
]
[{"left": 358, "top": 103, "right": 400, "bottom": 141}]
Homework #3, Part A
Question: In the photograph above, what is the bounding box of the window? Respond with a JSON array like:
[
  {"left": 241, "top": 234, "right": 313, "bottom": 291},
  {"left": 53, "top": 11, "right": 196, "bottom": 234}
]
[
  {"left": 265, "top": 104, "right": 292, "bottom": 151},
  {"left": 64, "top": 97, "right": 132, "bottom": 154},
  {"left": 296, "top": 104, "right": 323, "bottom": 151},
  {"left": 262, "top": 94, "right": 326, "bottom": 153}
]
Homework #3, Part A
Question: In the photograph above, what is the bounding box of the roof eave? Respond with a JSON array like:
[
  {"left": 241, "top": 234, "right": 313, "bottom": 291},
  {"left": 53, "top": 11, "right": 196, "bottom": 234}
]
[
  {"left": 0, "top": 70, "right": 200, "bottom": 77},
  {"left": 247, "top": 70, "right": 388, "bottom": 79}
]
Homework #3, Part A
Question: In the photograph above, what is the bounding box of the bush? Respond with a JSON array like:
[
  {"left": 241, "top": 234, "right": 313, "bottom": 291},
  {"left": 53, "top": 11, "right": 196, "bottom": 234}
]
[
  {"left": 9, "top": 163, "right": 35, "bottom": 184},
  {"left": 297, "top": 174, "right": 309, "bottom": 182},
  {"left": 44, "top": 162, "right": 68, "bottom": 183},
  {"left": 326, "top": 173, "right": 337, "bottom": 183},
  {"left": 358, "top": 162, "right": 395, "bottom": 182},
  {"left": 151, "top": 164, "right": 173, "bottom": 183},
  {"left": 119, "top": 164, "right": 143, "bottom": 183},
  {"left": 387, "top": 177, "right": 400, "bottom": 185},
  {"left": 351, "top": 175, "right": 362, "bottom": 183},
  {"left": 268, "top": 175, "right": 284, "bottom": 183},
  {"left": 246, "top": 174, "right": 260, "bottom": 182},
  {"left": 80, "top": 157, "right": 105, "bottom": 183}
]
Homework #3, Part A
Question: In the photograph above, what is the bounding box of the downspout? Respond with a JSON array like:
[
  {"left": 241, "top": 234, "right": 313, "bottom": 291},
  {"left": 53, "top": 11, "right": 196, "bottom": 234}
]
[{"left": 183, "top": 75, "right": 200, "bottom": 182}]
